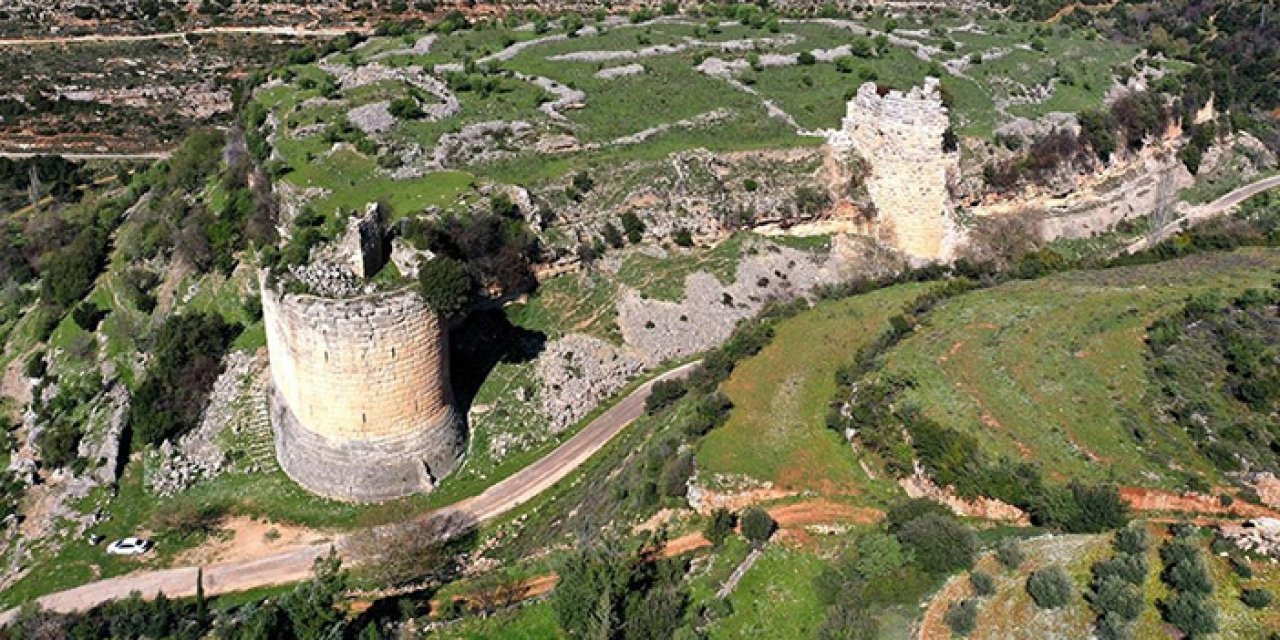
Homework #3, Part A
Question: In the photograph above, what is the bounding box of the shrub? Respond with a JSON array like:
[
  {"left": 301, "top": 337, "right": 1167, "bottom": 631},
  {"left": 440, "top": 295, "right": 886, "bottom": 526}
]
[
  {"left": 1092, "top": 575, "right": 1144, "bottom": 621},
  {"left": 38, "top": 420, "right": 81, "bottom": 469},
  {"left": 1161, "top": 591, "right": 1218, "bottom": 637},
  {"left": 705, "top": 508, "right": 735, "bottom": 547},
  {"left": 740, "top": 507, "right": 776, "bottom": 546},
  {"left": 71, "top": 302, "right": 107, "bottom": 331},
  {"left": 1093, "top": 553, "right": 1148, "bottom": 586},
  {"left": 129, "top": 314, "right": 236, "bottom": 446},
  {"left": 673, "top": 228, "right": 694, "bottom": 248},
  {"left": 620, "top": 212, "right": 646, "bottom": 244},
  {"left": 601, "top": 222, "right": 624, "bottom": 248},
  {"left": 970, "top": 570, "right": 995, "bottom": 597},
  {"left": 886, "top": 498, "right": 952, "bottom": 533},
  {"left": 855, "top": 532, "right": 908, "bottom": 579},
  {"left": 996, "top": 539, "right": 1026, "bottom": 571},
  {"left": 897, "top": 514, "right": 976, "bottom": 575},
  {"left": 41, "top": 225, "right": 108, "bottom": 308},
  {"left": 150, "top": 501, "right": 228, "bottom": 539},
  {"left": 797, "top": 51, "right": 816, "bottom": 65},
  {"left": 23, "top": 351, "right": 46, "bottom": 379},
  {"left": 417, "top": 257, "right": 474, "bottom": 319},
  {"left": 1113, "top": 526, "right": 1149, "bottom": 555},
  {"left": 659, "top": 452, "right": 695, "bottom": 498},
  {"left": 645, "top": 379, "right": 688, "bottom": 414},
  {"left": 945, "top": 598, "right": 978, "bottom": 636},
  {"left": 1096, "top": 610, "right": 1135, "bottom": 640},
  {"left": 1242, "top": 587, "right": 1273, "bottom": 610},
  {"left": 1026, "top": 566, "right": 1073, "bottom": 609}
]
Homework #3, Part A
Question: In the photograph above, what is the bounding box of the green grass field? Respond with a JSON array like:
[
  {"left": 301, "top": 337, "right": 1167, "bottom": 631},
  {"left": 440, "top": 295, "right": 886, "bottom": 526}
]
[
  {"left": 696, "top": 282, "right": 933, "bottom": 496},
  {"left": 881, "top": 249, "right": 1280, "bottom": 490}
]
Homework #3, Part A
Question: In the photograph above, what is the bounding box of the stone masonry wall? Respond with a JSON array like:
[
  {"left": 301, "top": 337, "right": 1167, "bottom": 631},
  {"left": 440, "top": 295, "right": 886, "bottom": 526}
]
[
  {"left": 833, "top": 78, "right": 958, "bottom": 261},
  {"left": 261, "top": 278, "right": 464, "bottom": 501}
]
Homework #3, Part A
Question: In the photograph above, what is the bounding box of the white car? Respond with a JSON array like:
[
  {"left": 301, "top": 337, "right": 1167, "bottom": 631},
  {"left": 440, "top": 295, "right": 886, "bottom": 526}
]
[{"left": 106, "top": 537, "right": 152, "bottom": 556}]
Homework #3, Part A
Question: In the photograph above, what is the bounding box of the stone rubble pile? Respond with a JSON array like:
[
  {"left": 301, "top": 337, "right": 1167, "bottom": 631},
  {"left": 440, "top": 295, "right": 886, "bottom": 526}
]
[
  {"left": 1221, "top": 518, "right": 1280, "bottom": 557},
  {"left": 534, "top": 334, "right": 645, "bottom": 433}
]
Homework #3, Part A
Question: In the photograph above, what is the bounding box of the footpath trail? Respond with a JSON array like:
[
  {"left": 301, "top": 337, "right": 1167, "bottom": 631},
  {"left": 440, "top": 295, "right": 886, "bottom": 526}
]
[{"left": 0, "top": 361, "right": 701, "bottom": 623}]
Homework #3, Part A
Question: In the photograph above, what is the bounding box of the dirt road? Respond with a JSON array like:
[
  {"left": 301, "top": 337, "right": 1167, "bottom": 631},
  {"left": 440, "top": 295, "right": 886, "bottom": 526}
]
[
  {"left": 0, "top": 361, "right": 700, "bottom": 622},
  {"left": 0, "top": 152, "right": 169, "bottom": 161},
  {"left": 0, "top": 26, "right": 366, "bottom": 47},
  {"left": 1127, "top": 174, "right": 1280, "bottom": 253}
]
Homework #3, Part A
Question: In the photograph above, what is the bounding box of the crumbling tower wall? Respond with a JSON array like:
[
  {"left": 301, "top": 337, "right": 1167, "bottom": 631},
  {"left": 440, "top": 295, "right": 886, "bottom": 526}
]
[
  {"left": 835, "top": 78, "right": 959, "bottom": 261},
  {"left": 261, "top": 280, "right": 464, "bottom": 502}
]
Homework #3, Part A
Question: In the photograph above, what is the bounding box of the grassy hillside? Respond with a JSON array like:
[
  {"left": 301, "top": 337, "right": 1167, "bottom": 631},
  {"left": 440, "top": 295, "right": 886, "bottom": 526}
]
[
  {"left": 879, "top": 248, "right": 1280, "bottom": 491},
  {"left": 696, "top": 282, "right": 933, "bottom": 497}
]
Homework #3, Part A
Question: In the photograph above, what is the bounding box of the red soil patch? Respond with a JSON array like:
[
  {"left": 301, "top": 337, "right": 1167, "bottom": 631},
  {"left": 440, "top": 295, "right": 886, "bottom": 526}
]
[
  {"left": 918, "top": 573, "right": 972, "bottom": 640},
  {"left": 660, "top": 533, "right": 711, "bottom": 558},
  {"left": 767, "top": 499, "right": 884, "bottom": 528},
  {"left": 938, "top": 340, "right": 965, "bottom": 364},
  {"left": 1121, "top": 487, "right": 1280, "bottom": 518}
]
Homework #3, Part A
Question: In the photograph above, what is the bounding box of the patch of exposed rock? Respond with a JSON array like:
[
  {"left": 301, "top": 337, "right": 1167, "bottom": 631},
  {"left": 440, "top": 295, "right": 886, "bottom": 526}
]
[
  {"left": 594, "top": 63, "right": 645, "bottom": 80},
  {"left": 1220, "top": 518, "right": 1280, "bottom": 557},
  {"left": 534, "top": 334, "right": 645, "bottom": 433},
  {"left": 900, "top": 468, "right": 1029, "bottom": 525},
  {"left": 347, "top": 100, "right": 396, "bottom": 135},
  {"left": 617, "top": 237, "right": 897, "bottom": 365}
]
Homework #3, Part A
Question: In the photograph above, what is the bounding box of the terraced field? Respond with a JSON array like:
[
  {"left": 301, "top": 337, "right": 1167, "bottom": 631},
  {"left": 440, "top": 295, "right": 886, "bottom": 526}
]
[{"left": 882, "top": 248, "right": 1280, "bottom": 490}]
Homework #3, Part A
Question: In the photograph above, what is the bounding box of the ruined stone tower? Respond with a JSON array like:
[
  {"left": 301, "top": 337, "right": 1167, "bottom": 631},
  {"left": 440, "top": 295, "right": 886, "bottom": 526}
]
[
  {"left": 830, "top": 78, "right": 959, "bottom": 262},
  {"left": 260, "top": 206, "right": 464, "bottom": 502}
]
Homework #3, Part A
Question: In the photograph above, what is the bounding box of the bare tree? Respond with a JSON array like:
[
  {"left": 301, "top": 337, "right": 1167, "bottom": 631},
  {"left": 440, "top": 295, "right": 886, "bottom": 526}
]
[
  {"left": 960, "top": 208, "right": 1044, "bottom": 269},
  {"left": 345, "top": 510, "right": 477, "bottom": 588}
]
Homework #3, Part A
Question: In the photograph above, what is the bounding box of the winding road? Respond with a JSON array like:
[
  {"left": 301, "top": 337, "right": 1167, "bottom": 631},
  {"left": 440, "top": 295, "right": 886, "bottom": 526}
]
[
  {"left": 0, "top": 361, "right": 700, "bottom": 622},
  {"left": 1126, "top": 173, "right": 1280, "bottom": 253}
]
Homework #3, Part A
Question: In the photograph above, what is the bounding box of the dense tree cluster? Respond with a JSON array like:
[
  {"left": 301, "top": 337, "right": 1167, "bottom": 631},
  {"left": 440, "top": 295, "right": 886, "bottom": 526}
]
[
  {"left": 2, "top": 550, "right": 358, "bottom": 640},
  {"left": 553, "top": 537, "right": 691, "bottom": 639},
  {"left": 128, "top": 313, "right": 238, "bottom": 447},
  {"left": 1158, "top": 526, "right": 1219, "bottom": 638},
  {"left": 814, "top": 499, "right": 980, "bottom": 639},
  {"left": 1088, "top": 526, "right": 1150, "bottom": 639},
  {"left": 1147, "top": 284, "right": 1280, "bottom": 473}
]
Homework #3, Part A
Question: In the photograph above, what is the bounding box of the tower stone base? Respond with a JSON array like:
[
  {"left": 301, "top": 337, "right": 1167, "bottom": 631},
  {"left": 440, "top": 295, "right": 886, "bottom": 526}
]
[{"left": 270, "top": 386, "right": 465, "bottom": 503}]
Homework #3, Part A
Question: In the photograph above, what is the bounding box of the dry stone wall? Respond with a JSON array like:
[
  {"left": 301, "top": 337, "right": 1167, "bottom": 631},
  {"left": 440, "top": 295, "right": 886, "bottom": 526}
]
[
  {"left": 261, "top": 279, "right": 464, "bottom": 502},
  {"left": 830, "top": 79, "right": 959, "bottom": 262}
]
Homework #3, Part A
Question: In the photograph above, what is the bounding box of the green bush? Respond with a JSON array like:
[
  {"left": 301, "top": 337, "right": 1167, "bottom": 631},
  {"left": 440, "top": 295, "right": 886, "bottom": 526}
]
[
  {"left": 645, "top": 379, "right": 688, "bottom": 414},
  {"left": 71, "top": 302, "right": 107, "bottom": 331},
  {"left": 944, "top": 598, "right": 979, "bottom": 636},
  {"left": 673, "top": 228, "right": 694, "bottom": 248},
  {"left": 23, "top": 351, "right": 46, "bottom": 379},
  {"left": 704, "top": 508, "right": 734, "bottom": 547},
  {"left": 896, "top": 514, "right": 976, "bottom": 575},
  {"left": 417, "top": 257, "right": 474, "bottom": 319},
  {"left": 1242, "top": 587, "right": 1274, "bottom": 610},
  {"left": 1095, "top": 611, "right": 1135, "bottom": 640},
  {"left": 129, "top": 314, "right": 236, "bottom": 447},
  {"left": 41, "top": 225, "right": 108, "bottom": 308},
  {"left": 1026, "top": 566, "right": 1073, "bottom": 609},
  {"left": 1113, "top": 526, "right": 1149, "bottom": 555},
  {"left": 1091, "top": 575, "right": 1144, "bottom": 621},
  {"left": 1161, "top": 591, "right": 1218, "bottom": 638},
  {"left": 620, "top": 212, "right": 646, "bottom": 244},
  {"left": 740, "top": 507, "right": 776, "bottom": 546},
  {"left": 970, "top": 570, "right": 995, "bottom": 597},
  {"left": 996, "top": 538, "right": 1026, "bottom": 571}
]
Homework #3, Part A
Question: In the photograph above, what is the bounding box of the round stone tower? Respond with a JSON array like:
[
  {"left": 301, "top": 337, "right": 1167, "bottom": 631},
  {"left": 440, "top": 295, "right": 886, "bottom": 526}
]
[{"left": 260, "top": 281, "right": 465, "bottom": 502}]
